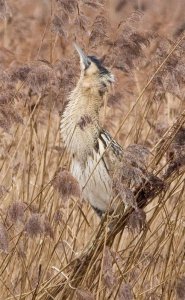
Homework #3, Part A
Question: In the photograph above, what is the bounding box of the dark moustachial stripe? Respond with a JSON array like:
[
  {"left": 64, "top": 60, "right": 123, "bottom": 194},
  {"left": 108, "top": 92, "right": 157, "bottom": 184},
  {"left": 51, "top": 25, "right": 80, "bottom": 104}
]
[{"left": 88, "top": 56, "right": 110, "bottom": 75}]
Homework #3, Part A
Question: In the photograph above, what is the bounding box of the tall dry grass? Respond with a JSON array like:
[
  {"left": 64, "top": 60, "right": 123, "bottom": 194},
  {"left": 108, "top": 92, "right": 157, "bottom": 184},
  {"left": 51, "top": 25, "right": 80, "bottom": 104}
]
[{"left": 0, "top": 0, "right": 185, "bottom": 299}]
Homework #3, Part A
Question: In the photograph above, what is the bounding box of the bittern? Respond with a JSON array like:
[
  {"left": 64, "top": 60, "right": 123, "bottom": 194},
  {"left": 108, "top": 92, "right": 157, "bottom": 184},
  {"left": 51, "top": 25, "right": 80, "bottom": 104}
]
[{"left": 60, "top": 44, "right": 124, "bottom": 217}]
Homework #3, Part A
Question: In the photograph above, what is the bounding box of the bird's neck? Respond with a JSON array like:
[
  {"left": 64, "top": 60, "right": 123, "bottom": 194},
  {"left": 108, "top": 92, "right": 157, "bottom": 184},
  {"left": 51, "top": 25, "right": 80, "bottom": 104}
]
[
  {"left": 71, "top": 79, "right": 103, "bottom": 112},
  {"left": 61, "top": 81, "right": 104, "bottom": 161}
]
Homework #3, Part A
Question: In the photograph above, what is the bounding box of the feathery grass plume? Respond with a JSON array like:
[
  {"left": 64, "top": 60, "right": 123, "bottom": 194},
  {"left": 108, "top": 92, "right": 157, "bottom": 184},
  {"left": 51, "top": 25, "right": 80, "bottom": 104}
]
[
  {"left": 114, "top": 145, "right": 150, "bottom": 189},
  {"left": 128, "top": 208, "right": 146, "bottom": 233},
  {"left": 52, "top": 168, "right": 80, "bottom": 200},
  {"left": 126, "top": 144, "right": 150, "bottom": 166},
  {"left": 118, "top": 283, "right": 134, "bottom": 300},
  {"left": 113, "top": 180, "right": 136, "bottom": 209},
  {"left": 25, "top": 61, "right": 57, "bottom": 95},
  {"left": 103, "top": 246, "right": 117, "bottom": 289},
  {"left": 8, "top": 201, "right": 26, "bottom": 223},
  {"left": 76, "top": 289, "right": 94, "bottom": 300},
  {"left": 0, "top": 223, "right": 8, "bottom": 253},
  {"left": 105, "top": 27, "right": 152, "bottom": 72},
  {"left": 0, "top": 104, "right": 23, "bottom": 132},
  {"left": 0, "top": 91, "right": 14, "bottom": 106},
  {"left": 55, "top": 0, "right": 77, "bottom": 13},
  {"left": 74, "top": 13, "right": 89, "bottom": 33},
  {"left": 0, "top": 70, "right": 9, "bottom": 86},
  {"left": 9, "top": 64, "right": 31, "bottom": 83},
  {"left": 24, "top": 214, "right": 44, "bottom": 238},
  {"left": 176, "top": 276, "right": 185, "bottom": 300},
  {"left": 151, "top": 38, "right": 185, "bottom": 99},
  {"left": 165, "top": 127, "right": 185, "bottom": 178},
  {"left": 55, "top": 58, "right": 78, "bottom": 88},
  {"left": 112, "top": 145, "right": 151, "bottom": 211},
  {"left": 89, "top": 15, "right": 109, "bottom": 47},
  {"left": 114, "top": 160, "right": 146, "bottom": 188},
  {"left": 51, "top": 14, "right": 67, "bottom": 37},
  {"left": 0, "top": 0, "right": 11, "bottom": 20},
  {"left": 54, "top": 58, "right": 78, "bottom": 109}
]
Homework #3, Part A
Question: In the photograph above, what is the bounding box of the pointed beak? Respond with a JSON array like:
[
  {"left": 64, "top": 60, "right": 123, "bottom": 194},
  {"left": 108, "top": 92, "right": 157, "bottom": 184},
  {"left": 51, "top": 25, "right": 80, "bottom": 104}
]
[{"left": 74, "top": 43, "right": 90, "bottom": 69}]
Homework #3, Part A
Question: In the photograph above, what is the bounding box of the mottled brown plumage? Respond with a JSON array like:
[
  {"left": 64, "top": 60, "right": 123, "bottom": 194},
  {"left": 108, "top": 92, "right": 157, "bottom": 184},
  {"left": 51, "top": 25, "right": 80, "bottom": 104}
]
[{"left": 60, "top": 44, "right": 124, "bottom": 216}]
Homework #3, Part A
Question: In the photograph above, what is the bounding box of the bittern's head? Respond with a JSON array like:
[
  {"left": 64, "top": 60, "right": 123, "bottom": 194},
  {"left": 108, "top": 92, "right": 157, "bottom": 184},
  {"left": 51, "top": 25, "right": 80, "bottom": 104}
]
[{"left": 74, "top": 43, "right": 114, "bottom": 93}]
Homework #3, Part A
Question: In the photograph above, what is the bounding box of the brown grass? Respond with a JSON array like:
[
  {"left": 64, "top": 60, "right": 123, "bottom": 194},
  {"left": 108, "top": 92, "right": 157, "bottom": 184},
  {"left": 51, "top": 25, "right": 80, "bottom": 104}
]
[{"left": 0, "top": 0, "right": 185, "bottom": 299}]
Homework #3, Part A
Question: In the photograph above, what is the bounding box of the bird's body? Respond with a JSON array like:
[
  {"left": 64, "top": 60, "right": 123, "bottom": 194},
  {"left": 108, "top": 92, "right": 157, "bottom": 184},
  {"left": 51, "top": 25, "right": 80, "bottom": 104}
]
[{"left": 60, "top": 45, "right": 123, "bottom": 216}]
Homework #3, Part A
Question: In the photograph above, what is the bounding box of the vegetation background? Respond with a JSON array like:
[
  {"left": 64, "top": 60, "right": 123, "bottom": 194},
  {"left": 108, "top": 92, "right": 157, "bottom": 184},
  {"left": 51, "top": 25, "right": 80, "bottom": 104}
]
[{"left": 0, "top": 0, "right": 185, "bottom": 299}]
